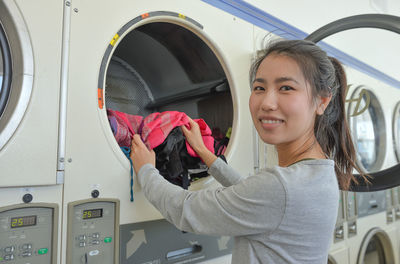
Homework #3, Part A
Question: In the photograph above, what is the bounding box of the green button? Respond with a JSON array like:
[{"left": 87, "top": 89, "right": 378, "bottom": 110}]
[
  {"left": 104, "top": 237, "right": 112, "bottom": 243},
  {"left": 38, "top": 248, "right": 48, "bottom": 255}
]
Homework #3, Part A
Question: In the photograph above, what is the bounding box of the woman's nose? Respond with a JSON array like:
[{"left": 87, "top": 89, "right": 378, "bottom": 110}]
[{"left": 260, "top": 91, "right": 278, "bottom": 111}]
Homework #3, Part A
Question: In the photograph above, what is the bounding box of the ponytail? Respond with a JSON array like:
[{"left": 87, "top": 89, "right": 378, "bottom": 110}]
[{"left": 315, "top": 57, "right": 368, "bottom": 190}]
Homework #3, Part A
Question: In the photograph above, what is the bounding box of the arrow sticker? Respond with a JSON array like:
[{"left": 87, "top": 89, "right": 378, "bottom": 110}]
[{"left": 126, "top": 229, "right": 147, "bottom": 259}]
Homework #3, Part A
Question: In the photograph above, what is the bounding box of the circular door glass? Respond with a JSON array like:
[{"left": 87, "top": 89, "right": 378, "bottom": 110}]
[
  {"left": 104, "top": 20, "right": 233, "bottom": 188},
  {"left": 348, "top": 87, "right": 386, "bottom": 173},
  {"left": 394, "top": 102, "right": 400, "bottom": 162}
]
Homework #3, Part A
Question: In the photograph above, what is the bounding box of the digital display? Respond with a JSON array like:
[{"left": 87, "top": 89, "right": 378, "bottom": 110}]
[
  {"left": 10, "top": 215, "right": 37, "bottom": 228},
  {"left": 83, "top": 209, "right": 103, "bottom": 220}
]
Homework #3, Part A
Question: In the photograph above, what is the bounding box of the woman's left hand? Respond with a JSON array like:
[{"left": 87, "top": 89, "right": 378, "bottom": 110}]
[{"left": 130, "top": 134, "right": 156, "bottom": 174}]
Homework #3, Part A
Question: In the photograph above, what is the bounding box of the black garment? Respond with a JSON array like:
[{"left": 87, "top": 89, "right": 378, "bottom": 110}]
[{"left": 154, "top": 127, "right": 206, "bottom": 189}]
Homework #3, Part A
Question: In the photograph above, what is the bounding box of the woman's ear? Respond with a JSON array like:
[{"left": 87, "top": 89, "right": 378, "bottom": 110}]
[{"left": 316, "top": 95, "right": 333, "bottom": 115}]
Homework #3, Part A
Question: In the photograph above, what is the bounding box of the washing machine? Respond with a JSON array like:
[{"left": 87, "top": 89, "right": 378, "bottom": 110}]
[
  {"left": 0, "top": 0, "right": 64, "bottom": 187},
  {"left": 344, "top": 69, "right": 398, "bottom": 264},
  {"left": 62, "top": 1, "right": 253, "bottom": 263},
  {"left": 392, "top": 101, "right": 400, "bottom": 263}
]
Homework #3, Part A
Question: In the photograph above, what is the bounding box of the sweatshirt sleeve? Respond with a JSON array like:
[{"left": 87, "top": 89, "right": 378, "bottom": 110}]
[
  {"left": 208, "top": 157, "right": 244, "bottom": 187},
  {"left": 137, "top": 163, "right": 287, "bottom": 237}
]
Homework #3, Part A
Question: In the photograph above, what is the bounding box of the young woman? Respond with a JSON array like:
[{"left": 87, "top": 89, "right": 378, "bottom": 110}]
[{"left": 130, "top": 39, "right": 364, "bottom": 263}]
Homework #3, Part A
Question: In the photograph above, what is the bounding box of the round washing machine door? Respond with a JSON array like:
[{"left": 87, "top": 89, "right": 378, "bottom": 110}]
[
  {"left": 393, "top": 102, "right": 400, "bottom": 162},
  {"left": 0, "top": 0, "right": 34, "bottom": 150},
  {"left": 306, "top": 14, "right": 400, "bottom": 191},
  {"left": 98, "top": 13, "right": 234, "bottom": 190},
  {"left": 357, "top": 228, "right": 395, "bottom": 264},
  {"left": 347, "top": 87, "right": 386, "bottom": 173}
]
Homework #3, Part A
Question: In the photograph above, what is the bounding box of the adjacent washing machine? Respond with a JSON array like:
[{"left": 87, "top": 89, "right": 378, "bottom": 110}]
[
  {"left": 0, "top": 1, "right": 64, "bottom": 262},
  {"left": 392, "top": 101, "right": 400, "bottom": 263},
  {"left": 0, "top": 0, "right": 64, "bottom": 187},
  {"left": 344, "top": 70, "right": 398, "bottom": 264},
  {"left": 62, "top": 1, "right": 253, "bottom": 263}
]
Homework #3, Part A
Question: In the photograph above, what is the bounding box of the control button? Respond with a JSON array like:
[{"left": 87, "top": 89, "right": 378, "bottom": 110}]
[
  {"left": 21, "top": 244, "right": 32, "bottom": 250},
  {"left": 79, "top": 242, "right": 86, "bottom": 248},
  {"left": 4, "top": 246, "right": 15, "bottom": 252},
  {"left": 78, "top": 235, "right": 86, "bottom": 241},
  {"left": 38, "top": 248, "right": 48, "bottom": 255},
  {"left": 92, "top": 233, "right": 100, "bottom": 238},
  {"left": 89, "top": 249, "right": 100, "bottom": 256},
  {"left": 92, "top": 240, "right": 100, "bottom": 245},
  {"left": 4, "top": 254, "right": 14, "bottom": 261},
  {"left": 21, "top": 251, "right": 32, "bottom": 257},
  {"left": 104, "top": 237, "right": 112, "bottom": 243}
]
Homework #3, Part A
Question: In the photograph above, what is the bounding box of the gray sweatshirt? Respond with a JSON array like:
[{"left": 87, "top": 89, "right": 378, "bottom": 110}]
[{"left": 137, "top": 158, "right": 339, "bottom": 263}]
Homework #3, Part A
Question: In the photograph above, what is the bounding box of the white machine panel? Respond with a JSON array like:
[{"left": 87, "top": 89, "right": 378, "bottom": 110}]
[
  {"left": 0, "top": 204, "right": 58, "bottom": 264},
  {"left": 0, "top": 0, "right": 63, "bottom": 186},
  {"left": 67, "top": 199, "right": 119, "bottom": 264}
]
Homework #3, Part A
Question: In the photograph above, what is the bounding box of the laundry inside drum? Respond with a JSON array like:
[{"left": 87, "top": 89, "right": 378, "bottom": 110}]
[{"left": 104, "top": 22, "right": 233, "bottom": 189}]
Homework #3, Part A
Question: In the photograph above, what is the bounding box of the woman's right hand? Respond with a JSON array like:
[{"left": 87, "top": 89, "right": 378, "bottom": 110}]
[
  {"left": 181, "top": 118, "right": 206, "bottom": 153},
  {"left": 181, "top": 118, "right": 218, "bottom": 167}
]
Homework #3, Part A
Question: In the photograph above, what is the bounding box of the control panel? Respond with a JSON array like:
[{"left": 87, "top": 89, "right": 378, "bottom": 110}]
[
  {"left": 67, "top": 199, "right": 119, "bottom": 264},
  {"left": 356, "top": 191, "right": 386, "bottom": 218},
  {"left": 0, "top": 204, "right": 58, "bottom": 264}
]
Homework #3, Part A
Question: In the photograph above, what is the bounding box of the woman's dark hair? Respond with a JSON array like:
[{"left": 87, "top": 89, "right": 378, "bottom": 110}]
[{"left": 250, "top": 39, "right": 367, "bottom": 190}]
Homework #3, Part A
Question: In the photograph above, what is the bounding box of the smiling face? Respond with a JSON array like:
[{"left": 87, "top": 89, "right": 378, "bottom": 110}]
[{"left": 249, "top": 54, "right": 319, "bottom": 148}]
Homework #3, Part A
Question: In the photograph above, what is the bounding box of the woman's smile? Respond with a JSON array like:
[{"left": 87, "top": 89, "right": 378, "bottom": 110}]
[{"left": 260, "top": 116, "right": 285, "bottom": 129}]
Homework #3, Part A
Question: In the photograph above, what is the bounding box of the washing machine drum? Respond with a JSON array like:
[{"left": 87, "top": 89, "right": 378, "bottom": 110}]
[{"left": 105, "top": 57, "right": 153, "bottom": 117}]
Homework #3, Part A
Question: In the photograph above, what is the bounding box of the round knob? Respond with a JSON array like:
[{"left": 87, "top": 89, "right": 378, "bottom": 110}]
[
  {"left": 91, "top": 190, "right": 100, "bottom": 198},
  {"left": 22, "top": 193, "right": 33, "bottom": 203}
]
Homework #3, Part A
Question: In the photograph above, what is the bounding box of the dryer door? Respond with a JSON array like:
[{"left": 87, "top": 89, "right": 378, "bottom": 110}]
[
  {"left": 0, "top": 0, "right": 34, "bottom": 151},
  {"left": 306, "top": 14, "right": 400, "bottom": 191},
  {"left": 356, "top": 228, "right": 395, "bottom": 264},
  {"left": 100, "top": 19, "right": 234, "bottom": 191}
]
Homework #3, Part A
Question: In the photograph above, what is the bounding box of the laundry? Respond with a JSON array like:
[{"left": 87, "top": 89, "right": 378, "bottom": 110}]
[
  {"left": 107, "top": 110, "right": 214, "bottom": 190},
  {"left": 212, "top": 127, "right": 231, "bottom": 156},
  {"left": 107, "top": 109, "right": 214, "bottom": 157},
  {"left": 153, "top": 127, "right": 206, "bottom": 189}
]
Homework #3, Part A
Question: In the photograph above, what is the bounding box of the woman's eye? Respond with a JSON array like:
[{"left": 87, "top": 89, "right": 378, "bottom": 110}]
[
  {"left": 253, "top": 86, "right": 265, "bottom": 91},
  {"left": 280, "top": 85, "right": 293, "bottom": 91}
]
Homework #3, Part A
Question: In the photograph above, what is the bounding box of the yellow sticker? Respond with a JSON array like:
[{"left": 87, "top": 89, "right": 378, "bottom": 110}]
[
  {"left": 178, "top": 13, "right": 186, "bottom": 19},
  {"left": 110, "top": 34, "right": 120, "bottom": 46}
]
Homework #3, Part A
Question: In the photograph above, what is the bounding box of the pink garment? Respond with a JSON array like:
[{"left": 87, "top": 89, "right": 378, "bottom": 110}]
[{"left": 107, "top": 110, "right": 214, "bottom": 157}]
